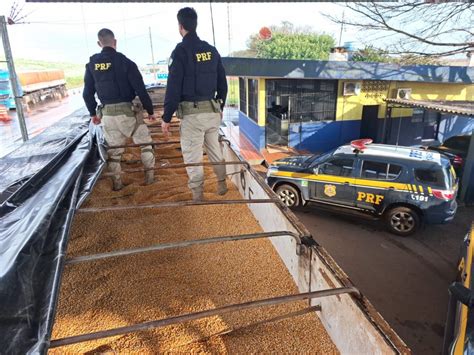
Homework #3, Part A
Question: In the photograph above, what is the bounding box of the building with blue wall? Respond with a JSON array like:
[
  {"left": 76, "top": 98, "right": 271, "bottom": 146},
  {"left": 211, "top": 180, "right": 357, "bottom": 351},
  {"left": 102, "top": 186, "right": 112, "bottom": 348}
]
[{"left": 222, "top": 58, "right": 473, "bottom": 154}]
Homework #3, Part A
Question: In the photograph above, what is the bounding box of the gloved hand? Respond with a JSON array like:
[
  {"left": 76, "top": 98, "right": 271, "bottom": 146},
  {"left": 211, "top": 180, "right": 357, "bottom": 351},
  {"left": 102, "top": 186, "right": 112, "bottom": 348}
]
[{"left": 91, "top": 115, "right": 101, "bottom": 125}]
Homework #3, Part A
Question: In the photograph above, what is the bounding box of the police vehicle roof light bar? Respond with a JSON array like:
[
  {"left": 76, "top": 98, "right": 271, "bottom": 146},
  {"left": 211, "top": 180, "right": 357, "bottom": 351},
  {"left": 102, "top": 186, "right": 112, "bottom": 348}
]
[{"left": 48, "top": 287, "right": 360, "bottom": 349}]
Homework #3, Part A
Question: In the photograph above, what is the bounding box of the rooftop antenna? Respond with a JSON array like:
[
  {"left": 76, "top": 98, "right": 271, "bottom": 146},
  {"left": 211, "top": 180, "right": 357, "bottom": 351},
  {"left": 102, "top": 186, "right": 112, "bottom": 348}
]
[{"left": 7, "top": 1, "right": 33, "bottom": 24}]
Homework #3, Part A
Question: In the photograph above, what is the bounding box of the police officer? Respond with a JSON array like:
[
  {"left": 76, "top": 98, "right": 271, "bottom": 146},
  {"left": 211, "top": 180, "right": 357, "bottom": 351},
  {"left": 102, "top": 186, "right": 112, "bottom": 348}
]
[
  {"left": 162, "top": 8, "right": 228, "bottom": 201},
  {"left": 83, "top": 28, "right": 156, "bottom": 191}
]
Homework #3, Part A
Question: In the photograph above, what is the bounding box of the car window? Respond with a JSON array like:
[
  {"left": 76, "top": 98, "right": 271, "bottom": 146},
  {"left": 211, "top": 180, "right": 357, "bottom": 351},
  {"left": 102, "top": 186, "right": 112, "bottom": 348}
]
[
  {"left": 361, "top": 161, "right": 402, "bottom": 180},
  {"left": 388, "top": 164, "right": 403, "bottom": 180},
  {"left": 444, "top": 136, "right": 470, "bottom": 151},
  {"left": 414, "top": 168, "right": 450, "bottom": 188},
  {"left": 308, "top": 149, "right": 336, "bottom": 166},
  {"left": 319, "top": 158, "right": 354, "bottom": 177}
]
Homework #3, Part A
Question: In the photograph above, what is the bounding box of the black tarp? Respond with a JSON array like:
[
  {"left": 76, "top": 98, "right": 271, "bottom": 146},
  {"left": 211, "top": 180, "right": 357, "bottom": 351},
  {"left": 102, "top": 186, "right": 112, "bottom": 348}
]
[{"left": 0, "top": 110, "right": 106, "bottom": 354}]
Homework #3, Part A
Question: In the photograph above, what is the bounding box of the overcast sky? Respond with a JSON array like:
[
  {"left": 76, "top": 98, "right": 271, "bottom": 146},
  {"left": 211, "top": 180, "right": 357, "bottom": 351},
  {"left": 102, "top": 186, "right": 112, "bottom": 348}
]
[{"left": 0, "top": 1, "right": 359, "bottom": 66}]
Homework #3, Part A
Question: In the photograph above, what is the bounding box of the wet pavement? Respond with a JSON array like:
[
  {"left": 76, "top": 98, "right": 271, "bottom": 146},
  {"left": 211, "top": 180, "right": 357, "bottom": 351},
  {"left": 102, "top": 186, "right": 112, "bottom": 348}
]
[{"left": 0, "top": 90, "right": 84, "bottom": 158}]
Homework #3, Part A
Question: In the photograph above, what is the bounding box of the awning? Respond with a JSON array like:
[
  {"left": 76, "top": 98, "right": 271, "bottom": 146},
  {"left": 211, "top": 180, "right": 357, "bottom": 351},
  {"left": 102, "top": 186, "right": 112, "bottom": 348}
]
[
  {"left": 222, "top": 57, "right": 474, "bottom": 84},
  {"left": 385, "top": 98, "right": 474, "bottom": 117}
]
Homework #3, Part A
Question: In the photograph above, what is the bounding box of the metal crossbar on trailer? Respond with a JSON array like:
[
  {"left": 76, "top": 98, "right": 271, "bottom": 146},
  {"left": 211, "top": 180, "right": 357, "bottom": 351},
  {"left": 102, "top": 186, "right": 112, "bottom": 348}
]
[
  {"left": 100, "top": 160, "right": 250, "bottom": 176},
  {"left": 65, "top": 231, "right": 303, "bottom": 265},
  {"left": 77, "top": 199, "right": 282, "bottom": 213},
  {"left": 107, "top": 141, "right": 181, "bottom": 149},
  {"left": 49, "top": 287, "right": 359, "bottom": 348}
]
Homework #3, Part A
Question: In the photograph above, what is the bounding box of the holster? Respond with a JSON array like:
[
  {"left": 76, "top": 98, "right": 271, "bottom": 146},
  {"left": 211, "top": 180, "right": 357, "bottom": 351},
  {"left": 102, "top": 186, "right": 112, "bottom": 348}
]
[
  {"left": 210, "top": 99, "right": 223, "bottom": 113},
  {"left": 97, "top": 105, "right": 103, "bottom": 119},
  {"left": 176, "top": 104, "right": 184, "bottom": 119},
  {"left": 131, "top": 101, "right": 145, "bottom": 124}
]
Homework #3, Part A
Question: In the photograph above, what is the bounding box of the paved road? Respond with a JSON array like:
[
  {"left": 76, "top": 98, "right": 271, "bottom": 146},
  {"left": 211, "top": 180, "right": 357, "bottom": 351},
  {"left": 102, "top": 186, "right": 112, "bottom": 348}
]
[
  {"left": 294, "top": 203, "right": 472, "bottom": 354},
  {"left": 0, "top": 90, "right": 84, "bottom": 158}
]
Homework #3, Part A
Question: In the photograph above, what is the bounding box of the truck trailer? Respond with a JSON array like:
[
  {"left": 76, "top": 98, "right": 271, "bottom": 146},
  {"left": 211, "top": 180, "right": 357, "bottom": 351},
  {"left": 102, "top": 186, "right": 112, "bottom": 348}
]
[
  {"left": 0, "top": 68, "right": 67, "bottom": 110},
  {"left": 0, "top": 103, "right": 410, "bottom": 353}
]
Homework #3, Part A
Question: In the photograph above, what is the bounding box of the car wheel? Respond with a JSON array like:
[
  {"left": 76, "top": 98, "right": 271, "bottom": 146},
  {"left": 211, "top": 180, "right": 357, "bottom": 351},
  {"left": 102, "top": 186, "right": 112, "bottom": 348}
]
[
  {"left": 275, "top": 184, "right": 301, "bottom": 208},
  {"left": 385, "top": 206, "right": 420, "bottom": 236}
]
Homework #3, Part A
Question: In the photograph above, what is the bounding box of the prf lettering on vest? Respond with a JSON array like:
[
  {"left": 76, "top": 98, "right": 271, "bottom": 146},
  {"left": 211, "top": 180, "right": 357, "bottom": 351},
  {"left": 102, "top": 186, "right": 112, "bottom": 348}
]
[
  {"left": 196, "top": 52, "right": 212, "bottom": 62},
  {"left": 94, "top": 63, "right": 112, "bottom": 71},
  {"left": 357, "top": 192, "right": 384, "bottom": 205}
]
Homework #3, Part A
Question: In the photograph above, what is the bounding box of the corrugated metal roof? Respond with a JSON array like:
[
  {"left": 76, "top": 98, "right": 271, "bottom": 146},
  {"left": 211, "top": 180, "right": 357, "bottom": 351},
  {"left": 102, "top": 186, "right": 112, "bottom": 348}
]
[
  {"left": 27, "top": 0, "right": 330, "bottom": 2},
  {"left": 222, "top": 57, "right": 474, "bottom": 84},
  {"left": 385, "top": 98, "right": 474, "bottom": 117}
]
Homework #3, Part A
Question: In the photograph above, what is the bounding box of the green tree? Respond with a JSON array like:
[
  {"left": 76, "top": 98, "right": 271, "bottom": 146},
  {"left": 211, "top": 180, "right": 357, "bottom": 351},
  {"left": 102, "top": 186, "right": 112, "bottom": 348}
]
[
  {"left": 350, "top": 47, "right": 440, "bottom": 65},
  {"left": 393, "top": 55, "right": 440, "bottom": 66},
  {"left": 351, "top": 46, "right": 391, "bottom": 63},
  {"left": 240, "top": 22, "right": 335, "bottom": 60}
]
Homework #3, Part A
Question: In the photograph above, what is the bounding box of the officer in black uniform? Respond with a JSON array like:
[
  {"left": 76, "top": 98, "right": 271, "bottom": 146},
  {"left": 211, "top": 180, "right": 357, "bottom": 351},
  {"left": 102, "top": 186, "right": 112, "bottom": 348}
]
[
  {"left": 162, "top": 8, "right": 228, "bottom": 201},
  {"left": 83, "top": 28, "right": 156, "bottom": 190}
]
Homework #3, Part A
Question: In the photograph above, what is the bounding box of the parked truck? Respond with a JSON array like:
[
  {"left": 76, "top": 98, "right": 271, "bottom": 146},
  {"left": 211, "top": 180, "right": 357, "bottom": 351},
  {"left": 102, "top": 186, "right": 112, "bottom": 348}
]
[{"left": 0, "top": 68, "right": 67, "bottom": 110}]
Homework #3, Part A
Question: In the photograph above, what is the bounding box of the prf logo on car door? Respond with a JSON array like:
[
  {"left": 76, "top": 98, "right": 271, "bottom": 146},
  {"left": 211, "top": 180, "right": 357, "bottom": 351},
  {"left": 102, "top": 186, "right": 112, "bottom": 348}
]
[{"left": 357, "top": 191, "right": 384, "bottom": 205}]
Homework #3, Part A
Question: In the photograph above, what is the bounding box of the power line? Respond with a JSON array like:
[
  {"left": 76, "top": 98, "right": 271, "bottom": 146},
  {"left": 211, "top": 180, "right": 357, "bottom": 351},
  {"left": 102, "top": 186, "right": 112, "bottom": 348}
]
[{"left": 25, "top": 10, "right": 169, "bottom": 26}]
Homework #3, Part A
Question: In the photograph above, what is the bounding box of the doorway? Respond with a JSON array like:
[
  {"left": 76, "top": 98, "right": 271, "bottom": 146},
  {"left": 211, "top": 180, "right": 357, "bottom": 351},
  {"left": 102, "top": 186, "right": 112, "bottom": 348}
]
[{"left": 360, "top": 105, "right": 379, "bottom": 141}]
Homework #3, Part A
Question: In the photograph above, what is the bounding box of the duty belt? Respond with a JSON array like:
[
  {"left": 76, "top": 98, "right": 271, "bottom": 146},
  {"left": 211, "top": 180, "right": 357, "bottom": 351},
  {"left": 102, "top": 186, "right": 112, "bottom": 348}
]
[
  {"left": 101, "top": 102, "right": 134, "bottom": 116},
  {"left": 178, "top": 99, "right": 222, "bottom": 118}
]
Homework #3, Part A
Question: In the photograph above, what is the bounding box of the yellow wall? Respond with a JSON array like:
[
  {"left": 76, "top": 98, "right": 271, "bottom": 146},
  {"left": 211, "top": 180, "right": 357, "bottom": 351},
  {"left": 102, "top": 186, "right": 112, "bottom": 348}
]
[
  {"left": 258, "top": 78, "right": 266, "bottom": 126},
  {"left": 240, "top": 76, "right": 472, "bottom": 124},
  {"left": 245, "top": 78, "right": 249, "bottom": 118},
  {"left": 336, "top": 80, "right": 474, "bottom": 121}
]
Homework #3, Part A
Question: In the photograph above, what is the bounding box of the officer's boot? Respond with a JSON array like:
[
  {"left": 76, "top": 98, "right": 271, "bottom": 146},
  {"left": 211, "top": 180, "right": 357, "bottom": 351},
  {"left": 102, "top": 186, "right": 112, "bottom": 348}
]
[
  {"left": 217, "top": 180, "right": 228, "bottom": 196},
  {"left": 192, "top": 188, "right": 204, "bottom": 202},
  {"left": 144, "top": 170, "right": 155, "bottom": 185},
  {"left": 112, "top": 177, "right": 124, "bottom": 191}
]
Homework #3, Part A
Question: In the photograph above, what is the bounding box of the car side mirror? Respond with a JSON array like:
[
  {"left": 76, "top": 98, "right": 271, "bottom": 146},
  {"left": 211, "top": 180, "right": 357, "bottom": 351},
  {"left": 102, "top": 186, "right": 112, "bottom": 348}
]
[{"left": 449, "top": 282, "right": 474, "bottom": 308}]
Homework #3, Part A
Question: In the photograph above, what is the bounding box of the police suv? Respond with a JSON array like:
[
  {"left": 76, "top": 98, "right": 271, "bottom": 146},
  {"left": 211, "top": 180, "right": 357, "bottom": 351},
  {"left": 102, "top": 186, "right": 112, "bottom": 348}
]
[{"left": 266, "top": 140, "right": 458, "bottom": 236}]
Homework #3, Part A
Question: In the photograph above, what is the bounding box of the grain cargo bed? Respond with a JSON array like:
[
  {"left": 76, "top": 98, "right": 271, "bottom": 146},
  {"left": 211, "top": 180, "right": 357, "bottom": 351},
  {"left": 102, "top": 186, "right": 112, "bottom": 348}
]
[{"left": 0, "top": 111, "right": 409, "bottom": 354}]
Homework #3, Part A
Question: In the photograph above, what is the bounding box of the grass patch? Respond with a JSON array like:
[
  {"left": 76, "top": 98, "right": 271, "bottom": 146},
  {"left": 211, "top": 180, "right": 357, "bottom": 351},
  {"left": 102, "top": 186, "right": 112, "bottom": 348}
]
[
  {"left": 66, "top": 76, "right": 84, "bottom": 89},
  {"left": 227, "top": 77, "right": 239, "bottom": 106},
  {"left": 0, "top": 57, "right": 84, "bottom": 89}
]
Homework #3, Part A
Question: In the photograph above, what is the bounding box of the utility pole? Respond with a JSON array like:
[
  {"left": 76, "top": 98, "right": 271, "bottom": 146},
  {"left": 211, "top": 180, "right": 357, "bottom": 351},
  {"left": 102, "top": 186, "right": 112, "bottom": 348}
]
[
  {"left": 227, "top": 4, "right": 232, "bottom": 56},
  {"left": 0, "top": 15, "right": 28, "bottom": 142},
  {"left": 148, "top": 27, "right": 156, "bottom": 84},
  {"left": 338, "top": 11, "right": 345, "bottom": 47}
]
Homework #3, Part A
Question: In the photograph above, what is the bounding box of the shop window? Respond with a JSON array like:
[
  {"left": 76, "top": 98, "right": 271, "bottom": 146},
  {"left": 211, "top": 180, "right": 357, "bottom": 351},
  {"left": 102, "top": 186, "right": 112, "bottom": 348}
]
[
  {"left": 239, "top": 77, "right": 247, "bottom": 115},
  {"left": 266, "top": 79, "right": 337, "bottom": 123},
  {"left": 248, "top": 79, "right": 259, "bottom": 122}
]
